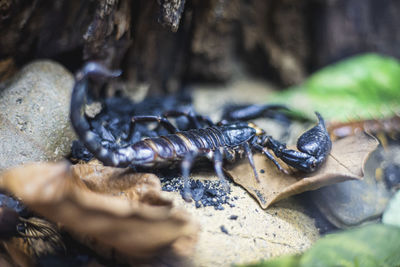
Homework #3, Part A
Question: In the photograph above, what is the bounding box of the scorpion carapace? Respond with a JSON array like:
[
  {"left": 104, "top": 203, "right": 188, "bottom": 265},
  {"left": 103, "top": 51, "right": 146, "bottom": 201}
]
[{"left": 70, "top": 62, "right": 332, "bottom": 201}]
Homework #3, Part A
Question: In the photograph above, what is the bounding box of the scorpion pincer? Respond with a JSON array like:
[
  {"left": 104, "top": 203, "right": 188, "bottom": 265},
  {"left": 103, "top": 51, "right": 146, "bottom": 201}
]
[{"left": 70, "top": 62, "right": 332, "bottom": 201}]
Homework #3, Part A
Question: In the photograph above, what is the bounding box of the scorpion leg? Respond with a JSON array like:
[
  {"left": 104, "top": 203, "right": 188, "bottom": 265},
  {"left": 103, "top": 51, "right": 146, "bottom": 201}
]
[
  {"left": 181, "top": 147, "right": 230, "bottom": 201},
  {"left": 242, "top": 142, "right": 260, "bottom": 182},
  {"left": 212, "top": 148, "right": 230, "bottom": 192},
  {"left": 222, "top": 103, "right": 289, "bottom": 121},
  {"left": 253, "top": 143, "right": 289, "bottom": 174},
  {"left": 126, "top": 115, "right": 178, "bottom": 140},
  {"left": 181, "top": 150, "right": 198, "bottom": 201},
  {"left": 194, "top": 115, "right": 214, "bottom": 126},
  {"left": 181, "top": 148, "right": 214, "bottom": 201},
  {"left": 263, "top": 112, "right": 332, "bottom": 172},
  {"left": 163, "top": 110, "right": 214, "bottom": 129}
]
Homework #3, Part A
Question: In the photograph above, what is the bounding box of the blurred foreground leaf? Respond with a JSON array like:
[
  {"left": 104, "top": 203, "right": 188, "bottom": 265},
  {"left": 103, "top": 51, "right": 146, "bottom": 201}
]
[
  {"left": 244, "top": 224, "right": 400, "bottom": 267},
  {"left": 382, "top": 190, "right": 400, "bottom": 227},
  {"left": 272, "top": 54, "right": 400, "bottom": 122},
  {"left": 0, "top": 162, "right": 198, "bottom": 264},
  {"left": 72, "top": 160, "right": 171, "bottom": 206},
  {"left": 225, "top": 132, "right": 378, "bottom": 209}
]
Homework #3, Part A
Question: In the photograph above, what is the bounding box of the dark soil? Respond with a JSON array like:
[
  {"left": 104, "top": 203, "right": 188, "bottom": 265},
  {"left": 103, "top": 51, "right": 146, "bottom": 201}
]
[{"left": 161, "top": 176, "right": 236, "bottom": 210}]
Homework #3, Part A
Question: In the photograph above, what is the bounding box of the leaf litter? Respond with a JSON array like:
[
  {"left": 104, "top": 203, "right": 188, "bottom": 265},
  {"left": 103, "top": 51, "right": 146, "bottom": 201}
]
[
  {"left": 224, "top": 132, "right": 379, "bottom": 209},
  {"left": 0, "top": 161, "right": 199, "bottom": 264},
  {"left": 0, "top": 130, "right": 379, "bottom": 265}
]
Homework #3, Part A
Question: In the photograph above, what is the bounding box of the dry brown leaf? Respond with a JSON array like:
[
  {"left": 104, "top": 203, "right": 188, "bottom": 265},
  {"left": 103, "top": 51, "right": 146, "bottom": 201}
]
[
  {"left": 1, "top": 239, "right": 33, "bottom": 267},
  {"left": 72, "top": 160, "right": 171, "bottom": 206},
  {"left": 225, "top": 132, "right": 379, "bottom": 209},
  {"left": 0, "top": 207, "right": 64, "bottom": 265},
  {"left": 0, "top": 162, "right": 198, "bottom": 262},
  {"left": 0, "top": 252, "right": 15, "bottom": 267}
]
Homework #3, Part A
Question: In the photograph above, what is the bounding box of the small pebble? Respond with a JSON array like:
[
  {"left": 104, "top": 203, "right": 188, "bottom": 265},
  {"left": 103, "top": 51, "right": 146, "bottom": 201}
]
[
  {"left": 192, "top": 187, "right": 205, "bottom": 201},
  {"left": 165, "top": 185, "right": 174, "bottom": 191},
  {"left": 206, "top": 189, "right": 218, "bottom": 197},
  {"left": 160, "top": 177, "right": 236, "bottom": 210},
  {"left": 220, "top": 225, "right": 229, "bottom": 235},
  {"left": 215, "top": 204, "right": 224, "bottom": 211},
  {"left": 311, "top": 148, "right": 390, "bottom": 228},
  {"left": 229, "top": 215, "right": 238, "bottom": 220},
  {"left": 384, "top": 163, "right": 400, "bottom": 190}
]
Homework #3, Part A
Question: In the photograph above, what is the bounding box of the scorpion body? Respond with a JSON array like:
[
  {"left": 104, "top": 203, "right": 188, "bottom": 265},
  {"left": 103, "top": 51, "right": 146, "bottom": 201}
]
[
  {"left": 125, "top": 123, "right": 256, "bottom": 167},
  {"left": 70, "top": 63, "right": 332, "bottom": 200}
]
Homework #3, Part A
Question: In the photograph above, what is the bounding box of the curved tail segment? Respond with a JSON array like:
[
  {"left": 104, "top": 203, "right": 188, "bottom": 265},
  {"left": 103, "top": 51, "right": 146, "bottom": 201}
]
[{"left": 70, "top": 63, "right": 135, "bottom": 167}]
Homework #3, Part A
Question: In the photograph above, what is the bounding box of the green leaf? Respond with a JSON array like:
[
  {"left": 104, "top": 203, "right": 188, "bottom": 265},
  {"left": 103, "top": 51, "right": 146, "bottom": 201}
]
[
  {"left": 382, "top": 190, "right": 400, "bottom": 227},
  {"left": 240, "top": 255, "right": 300, "bottom": 267},
  {"left": 300, "top": 224, "right": 400, "bottom": 267},
  {"left": 272, "top": 54, "right": 400, "bottom": 122},
  {"left": 241, "top": 224, "right": 400, "bottom": 267}
]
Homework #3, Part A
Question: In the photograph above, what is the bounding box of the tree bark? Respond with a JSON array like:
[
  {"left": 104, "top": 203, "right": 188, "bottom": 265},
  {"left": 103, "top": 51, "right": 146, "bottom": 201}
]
[{"left": 1, "top": 0, "right": 399, "bottom": 91}]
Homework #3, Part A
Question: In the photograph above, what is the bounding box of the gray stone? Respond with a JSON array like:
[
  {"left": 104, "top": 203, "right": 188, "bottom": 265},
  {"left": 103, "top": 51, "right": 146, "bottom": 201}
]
[
  {"left": 311, "top": 148, "right": 390, "bottom": 228},
  {"left": 381, "top": 145, "right": 400, "bottom": 191},
  {"left": 0, "top": 60, "right": 76, "bottom": 171}
]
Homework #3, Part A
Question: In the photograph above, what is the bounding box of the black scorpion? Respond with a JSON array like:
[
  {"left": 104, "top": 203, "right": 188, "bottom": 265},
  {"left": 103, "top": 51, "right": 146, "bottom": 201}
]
[{"left": 70, "top": 63, "right": 332, "bottom": 200}]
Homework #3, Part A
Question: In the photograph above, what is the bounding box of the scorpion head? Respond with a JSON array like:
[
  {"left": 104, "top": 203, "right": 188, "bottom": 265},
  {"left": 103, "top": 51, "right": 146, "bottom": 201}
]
[{"left": 221, "top": 122, "right": 263, "bottom": 146}]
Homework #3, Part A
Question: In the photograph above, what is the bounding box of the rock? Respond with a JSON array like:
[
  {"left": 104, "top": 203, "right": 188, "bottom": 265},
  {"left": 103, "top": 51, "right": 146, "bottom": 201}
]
[
  {"left": 0, "top": 60, "right": 75, "bottom": 171},
  {"left": 381, "top": 145, "right": 400, "bottom": 191},
  {"left": 382, "top": 190, "right": 400, "bottom": 227},
  {"left": 311, "top": 148, "right": 390, "bottom": 228}
]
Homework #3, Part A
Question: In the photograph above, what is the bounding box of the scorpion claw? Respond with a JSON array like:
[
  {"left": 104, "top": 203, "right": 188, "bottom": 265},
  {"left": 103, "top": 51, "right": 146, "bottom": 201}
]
[{"left": 265, "top": 112, "right": 332, "bottom": 173}]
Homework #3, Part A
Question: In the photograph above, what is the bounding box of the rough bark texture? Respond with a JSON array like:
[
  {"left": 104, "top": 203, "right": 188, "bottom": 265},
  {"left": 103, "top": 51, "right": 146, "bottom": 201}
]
[
  {"left": 125, "top": 0, "right": 191, "bottom": 93},
  {"left": 0, "top": 0, "right": 399, "bottom": 91},
  {"left": 236, "top": 0, "right": 309, "bottom": 85},
  {"left": 309, "top": 0, "right": 400, "bottom": 69}
]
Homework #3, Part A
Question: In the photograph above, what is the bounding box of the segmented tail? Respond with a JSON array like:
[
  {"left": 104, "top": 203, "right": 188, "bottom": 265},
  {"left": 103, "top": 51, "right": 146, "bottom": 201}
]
[{"left": 69, "top": 63, "right": 123, "bottom": 166}]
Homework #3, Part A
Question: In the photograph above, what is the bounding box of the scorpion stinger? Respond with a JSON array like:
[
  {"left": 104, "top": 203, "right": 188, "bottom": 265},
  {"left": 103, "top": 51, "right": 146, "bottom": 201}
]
[{"left": 222, "top": 103, "right": 290, "bottom": 121}]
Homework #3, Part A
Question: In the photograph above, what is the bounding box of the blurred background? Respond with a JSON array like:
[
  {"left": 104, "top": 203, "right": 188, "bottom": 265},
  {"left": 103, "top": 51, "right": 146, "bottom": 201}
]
[{"left": 1, "top": 0, "right": 399, "bottom": 92}]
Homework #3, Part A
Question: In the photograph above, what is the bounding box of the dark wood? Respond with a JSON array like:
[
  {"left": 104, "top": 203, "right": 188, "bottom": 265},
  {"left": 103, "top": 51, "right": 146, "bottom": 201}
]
[{"left": 1, "top": 0, "right": 399, "bottom": 89}]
